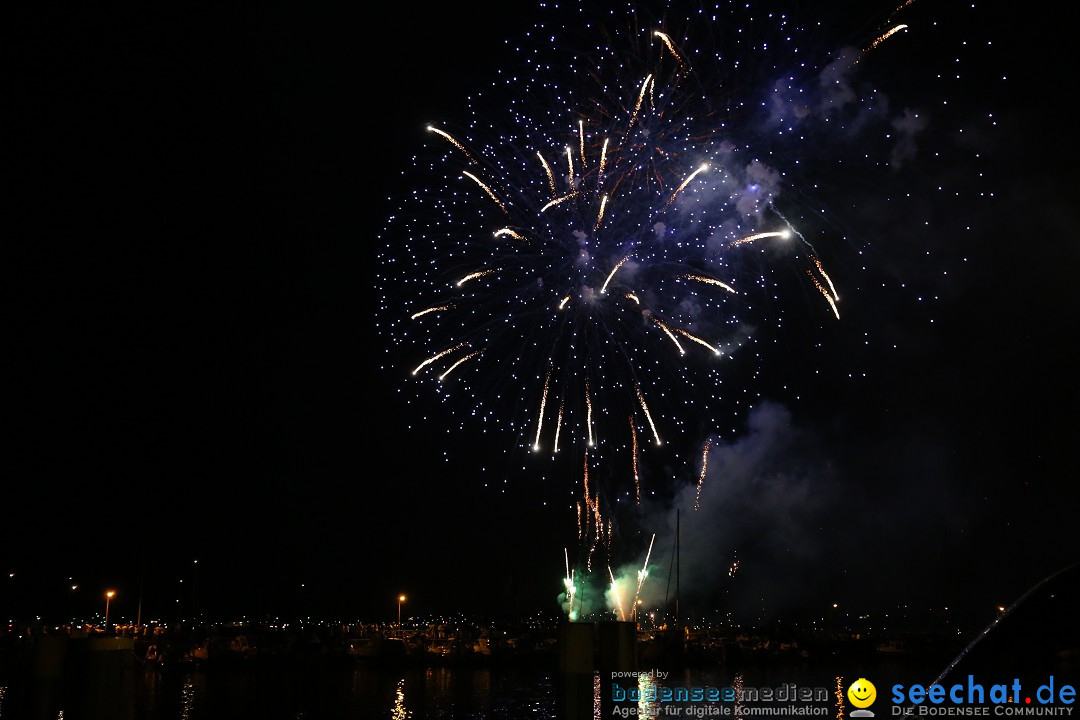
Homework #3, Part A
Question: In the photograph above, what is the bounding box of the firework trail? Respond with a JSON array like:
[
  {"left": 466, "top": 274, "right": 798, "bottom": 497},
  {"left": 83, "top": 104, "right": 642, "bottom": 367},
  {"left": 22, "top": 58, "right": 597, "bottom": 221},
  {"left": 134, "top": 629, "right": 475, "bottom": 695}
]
[
  {"left": 695, "top": 438, "right": 713, "bottom": 510},
  {"left": 426, "top": 125, "right": 474, "bottom": 162},
  {"left": 631, "top": 533, "right": 656, "bottom": 611}
]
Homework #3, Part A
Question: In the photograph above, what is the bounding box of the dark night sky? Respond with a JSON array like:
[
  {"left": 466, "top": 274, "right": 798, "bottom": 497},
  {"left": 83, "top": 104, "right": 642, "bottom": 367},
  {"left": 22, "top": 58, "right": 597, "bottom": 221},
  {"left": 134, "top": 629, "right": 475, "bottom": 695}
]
[{"left": 5, "top": 1, "right": 1079, "bottom": 633}]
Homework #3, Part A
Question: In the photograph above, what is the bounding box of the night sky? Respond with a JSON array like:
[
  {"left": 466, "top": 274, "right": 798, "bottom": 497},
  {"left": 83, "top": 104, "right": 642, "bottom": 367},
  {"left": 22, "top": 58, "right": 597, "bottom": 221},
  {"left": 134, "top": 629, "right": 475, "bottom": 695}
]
[{"left": 6, "top": 1, "right": 1079, "bottom": 634}]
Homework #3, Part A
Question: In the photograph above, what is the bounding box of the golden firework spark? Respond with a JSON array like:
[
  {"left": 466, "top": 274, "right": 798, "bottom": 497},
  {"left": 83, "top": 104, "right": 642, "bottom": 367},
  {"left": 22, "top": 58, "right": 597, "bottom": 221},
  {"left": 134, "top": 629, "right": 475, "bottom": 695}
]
[
  {"left": 540, "top": 192, "right": 578, "bottom": 212},
  {"left": 410, "top": 304, "right": 452, "bottom": 320},
  {"left": 652, "top": 316, "right": 686, "bottom": 355},
  {"left": 438, "top": 350, "right": 481, "bottom": 381},
  {"left": 455, "top": 268, "right": 495, "bottom": 287},
  {"left": 653, "top": 30, "right": 685, "bottom": 66},
  {"left": 811, "top": 255, "right": 840, "bottom": 300},
  {"left": 585, "top": 379, "right": 594, "bottom": 447},
  {"left": 426, "top": 125, "right": 474, "bottom": 161},
  {"left": 629, "top": 74, "right": 653, "bottom": 129},
  {"left": 598, "top": 138, "right": 609, "bottom": 184},
  {"left": 629, "top": 416, "right": 640, "bottom": 505},
  {"left": 554, "top": 402, "right": 564, "bottom": 453},
  {"left": 494, "top": 227, "right": 527, "bottom": 242},
  {"left": 695, "top": 438, "right": 712, "bottom": 510},
  {"left": 865, "top": 23, "right": 908, "bottom": 52},
  {"left": 537, "top": 150, "right": 557, "bottom": 196},
  {"left": 807, "top": 270, "right": 841, "bottom": 319},
  {"left": 676, "top": 327, "right": 721, "bottom": 355},
  {"left": 533, "top": 367, "right": 551, "bottom": 451},
  {"left": 462, "top": 170, "right": 508, "bottom": 213},
  {"left": 578, "top": 119, "right": 586, "bottom": 169},
  {"left": 600, "top": 255, "right": 630, "bottom": 295},
  {"left": 594, "top": 194, "right": 609, "bottom": 231},
  {"left": 683, "top": 274, "right": 736, "bottom": 294},
  {"left": 727, "top": 229, "right": 792, "bottom": 248},
  {"left": 667, "top": 163, "right": 708, "bottom": 206},
  {"left": 411, "top": 343, "right": 467, "bottom": 376},
  {"left": 636, "top": 384, "right": 662, "bottom": 446}
]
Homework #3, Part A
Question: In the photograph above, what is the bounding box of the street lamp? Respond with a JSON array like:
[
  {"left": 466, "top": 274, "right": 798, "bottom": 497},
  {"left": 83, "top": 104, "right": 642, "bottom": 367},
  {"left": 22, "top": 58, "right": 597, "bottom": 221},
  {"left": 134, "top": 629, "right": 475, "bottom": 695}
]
[
  {"left": 398, "top": 594, "right": 406, "bottom": 628},
  {"left": 104, "top": 590, "right": 116, "bottom": 633}
]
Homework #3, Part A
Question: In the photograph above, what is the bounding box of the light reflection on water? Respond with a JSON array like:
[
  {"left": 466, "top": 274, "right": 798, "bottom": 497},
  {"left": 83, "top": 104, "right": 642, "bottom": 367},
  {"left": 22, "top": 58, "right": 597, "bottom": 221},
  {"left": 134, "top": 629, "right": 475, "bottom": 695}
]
[
  {"left": 179, "top": 675, "right": 194, "bottom": 720},
  {"left": 0, "top": 656, "right": 1034, "bottom": 719},
  {"left": 392, "top": 677, "right": 411, "bottom": 720}
]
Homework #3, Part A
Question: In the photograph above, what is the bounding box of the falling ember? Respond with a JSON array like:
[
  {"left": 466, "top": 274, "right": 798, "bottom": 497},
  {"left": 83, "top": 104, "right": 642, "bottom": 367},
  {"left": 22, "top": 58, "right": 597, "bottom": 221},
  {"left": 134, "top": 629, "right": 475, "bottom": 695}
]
[
  {"left": 578, "top": 120, "right": 586, "bottom": 169},
  {"left": 652, "top": 316, "right": 686, "bottom": 355},
  {"left": 455, "top": 269, "right": 495, "bottom": 287},
  {"left": 537, "top": 151, "right": 557, "bottom": 196},
  {"left": 582, "top": 450, "right": 591, "bottom": 505},
  {"left": 629, "top": 416, "right": 640, "bottom": 505},
  {"left": 600, "top": 256, "right": 630, "bottom": 295},
  {"left": 554, "top": 403, "right": 564, "bottom": 454},
  {"left": 494, "top": 228, "right": 527, "bottom": 242},
  {"left": 410, "top": 304, "right": 452, "bottom": 320},
  {"left": 438, "top": 350, "right": 481, "bottom": 381},
  {"left": 594, "top": 194, "right": 609, "bottom": 231},
  {"left": 865, "top": 23, "right": 908, "bottom": 52},
  {"left": 727, "top": 229, "right": 792, "bottom": 249},
  {"left": 586, "top": 380, "right": 594, "bottom": 447},
  {"left": 426, "top": 125, "right": 474, "bottom": 161},
  {"left": 676, "top": 327, "right": 721, "bottom": 355},
  {"left": 835, "top": 677, "right": 845, "bottom": 720},
  {"left": 653, "top": 30, "right": 685, "bottom": 66},
  {"left": 628, "top": 74, "right": 653, "bottom": 130},
  {"left": 576, "top": 502, "right": 583, "bottom": 540},
  {"left": 683, "top": 274, "right": 736, "bottom": 294},
  {"left": 811, "top": 255, "right": 840, "bottom": 301},
  {"left": 808, "top": 270, "right": 841, "bottom": 319},
  {"left": 666, "top": 163, "right": 708, "bottom": 206},
  {"left": 625, "top": 293, "right": 639, "bottom": 304},
  {"left": 412, "top": 343, "right": 467, "bottom": 376},
  {"left": 533, "top": 367, "right": 552, "bottom": 451},
  {"left": 566, "top": 146, "right": 575, "bottom": 185},
  {"left": 558, "top": 295, "right": 571, "bottom": 310},
  {"left": 541, "top": 192, "right": 578, "bottom": 212},
  {"left": 695, "top": 438, "right": 712, "bottom": 510},
  {"left": 462, "top": 170, "right": 508, "bottom": 213},
  {"left": 598, "top": 138, "right": 609, "bottom": 184},
  {"left": 636, "top": 384, "right": 662, "bottom": 446}
]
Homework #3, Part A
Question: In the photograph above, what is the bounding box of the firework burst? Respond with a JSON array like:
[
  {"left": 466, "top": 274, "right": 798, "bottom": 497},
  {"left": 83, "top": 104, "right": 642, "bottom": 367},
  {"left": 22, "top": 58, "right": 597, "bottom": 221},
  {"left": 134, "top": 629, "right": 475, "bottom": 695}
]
[{"left": 376, "top": 0, "right": 972, "bottom": 564}]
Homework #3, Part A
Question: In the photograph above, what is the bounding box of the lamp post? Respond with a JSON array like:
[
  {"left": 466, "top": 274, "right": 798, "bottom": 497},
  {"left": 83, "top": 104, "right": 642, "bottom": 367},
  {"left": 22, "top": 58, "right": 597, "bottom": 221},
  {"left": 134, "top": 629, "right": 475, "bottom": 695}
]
[
  {"left": 104, "top": 590, "right": 116, "bottom": 633},
  {"left": 398, "top": 594, "right": 406, "bottom": 630}
]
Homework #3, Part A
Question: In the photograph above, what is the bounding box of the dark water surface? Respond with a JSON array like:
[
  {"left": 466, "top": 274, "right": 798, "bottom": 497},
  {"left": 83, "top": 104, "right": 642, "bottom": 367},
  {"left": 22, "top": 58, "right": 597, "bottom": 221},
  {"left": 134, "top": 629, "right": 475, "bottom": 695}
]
[
  {"left": 4, "top": 656, "right": 1070, "bottom": 720},
  {"left": 0, "top": 629, "right": 1077, "bottom": 720}
]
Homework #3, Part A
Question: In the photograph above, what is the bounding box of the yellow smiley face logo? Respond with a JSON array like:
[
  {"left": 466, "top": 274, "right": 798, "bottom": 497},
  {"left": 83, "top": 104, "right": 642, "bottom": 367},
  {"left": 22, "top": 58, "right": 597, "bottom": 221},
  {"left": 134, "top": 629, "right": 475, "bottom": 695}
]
[{"left": 848, "top": 678, "right": 876, "bottom": 708}]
